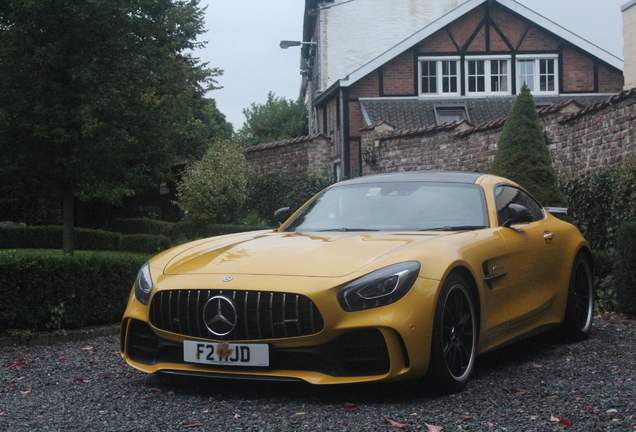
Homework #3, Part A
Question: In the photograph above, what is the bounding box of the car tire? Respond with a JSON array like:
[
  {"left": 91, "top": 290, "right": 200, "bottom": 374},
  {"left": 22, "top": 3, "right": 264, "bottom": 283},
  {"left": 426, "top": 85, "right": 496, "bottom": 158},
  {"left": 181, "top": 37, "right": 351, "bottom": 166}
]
[
  {"left": 428, "top": 273, "right": 477, "bottom": 394},
  {"left": 560, "top": 253, "right": 594, "bottom": 342}
]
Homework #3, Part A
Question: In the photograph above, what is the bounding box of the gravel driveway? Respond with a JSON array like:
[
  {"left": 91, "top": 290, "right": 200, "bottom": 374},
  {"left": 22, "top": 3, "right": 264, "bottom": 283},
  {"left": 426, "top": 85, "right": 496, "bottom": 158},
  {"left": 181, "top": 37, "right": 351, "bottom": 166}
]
[{"left": 1, "top": 316, "right": 634, "bottom": 432}]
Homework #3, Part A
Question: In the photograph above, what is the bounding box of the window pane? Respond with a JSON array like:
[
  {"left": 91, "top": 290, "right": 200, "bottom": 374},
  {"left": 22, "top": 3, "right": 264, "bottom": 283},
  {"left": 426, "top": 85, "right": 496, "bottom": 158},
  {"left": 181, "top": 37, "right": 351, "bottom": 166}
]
[
  {"left": 518, "top": 60, "right": 535, "bottom": 91},
  {"left": 441, "top": 60, "right": 458, "bottom": 94},
  {"left": 467, "top": 60, "right": 486, "bottom": 93},
  {"left": 421, "top": 61, "right": 437, "bottom": 94},
  {"left": 490, "top": 60, "right": 508, "bottom": 92},
  {"left": 538, "top": 59, "right": 556, "bottom": 92}
]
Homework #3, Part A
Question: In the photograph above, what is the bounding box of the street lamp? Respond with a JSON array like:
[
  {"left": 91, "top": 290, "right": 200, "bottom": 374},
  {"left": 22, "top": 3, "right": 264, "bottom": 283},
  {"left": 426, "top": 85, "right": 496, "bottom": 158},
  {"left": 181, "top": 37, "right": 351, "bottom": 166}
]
[{"left": 279, "top": 40, "right": 316, "bottom": 49}]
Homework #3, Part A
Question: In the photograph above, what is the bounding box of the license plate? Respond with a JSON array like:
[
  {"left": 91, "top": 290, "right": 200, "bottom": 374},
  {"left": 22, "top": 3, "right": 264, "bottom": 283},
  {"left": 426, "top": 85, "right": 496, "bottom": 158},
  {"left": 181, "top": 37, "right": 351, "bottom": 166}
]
[{"left": 183, "top": 340, "right": 269, "bottom": 367}]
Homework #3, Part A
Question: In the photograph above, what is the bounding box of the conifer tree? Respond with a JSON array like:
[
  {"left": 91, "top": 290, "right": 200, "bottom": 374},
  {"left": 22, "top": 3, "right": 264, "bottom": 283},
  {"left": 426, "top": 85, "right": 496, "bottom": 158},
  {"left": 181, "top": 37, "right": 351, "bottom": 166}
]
[{"left": 490, "top": 84, "right": 565, "bottom": 206}]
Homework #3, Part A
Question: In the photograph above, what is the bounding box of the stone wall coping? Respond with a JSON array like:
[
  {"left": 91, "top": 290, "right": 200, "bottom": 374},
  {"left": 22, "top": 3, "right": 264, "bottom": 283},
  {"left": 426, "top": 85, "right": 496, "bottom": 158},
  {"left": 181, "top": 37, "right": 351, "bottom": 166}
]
[{"left": 244, "top": 134, "right": 331, "bottom": 153}]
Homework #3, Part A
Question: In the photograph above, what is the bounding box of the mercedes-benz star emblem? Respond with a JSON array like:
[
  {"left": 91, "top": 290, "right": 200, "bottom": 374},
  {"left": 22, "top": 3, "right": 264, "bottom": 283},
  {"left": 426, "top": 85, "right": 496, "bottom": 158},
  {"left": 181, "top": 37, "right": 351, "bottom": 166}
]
[{"left": 202, "top": 296, "right": 238, "bottom": 336}]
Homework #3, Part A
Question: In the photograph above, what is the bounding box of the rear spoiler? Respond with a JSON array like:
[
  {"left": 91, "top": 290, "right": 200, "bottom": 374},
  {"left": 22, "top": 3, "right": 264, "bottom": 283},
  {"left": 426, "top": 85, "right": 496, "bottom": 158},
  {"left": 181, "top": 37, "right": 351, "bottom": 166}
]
[{"left": 545, "top": 207, "right": 571, "bottom": 216}]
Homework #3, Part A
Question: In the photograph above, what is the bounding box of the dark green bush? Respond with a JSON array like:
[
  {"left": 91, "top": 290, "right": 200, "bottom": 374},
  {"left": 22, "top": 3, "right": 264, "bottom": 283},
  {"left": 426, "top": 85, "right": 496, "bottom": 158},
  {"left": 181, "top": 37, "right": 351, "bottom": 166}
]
[
  {"left": 0, "top": 226, "right": 171, "bottom": 253},
  {"left": 118, "top": 233, "right": 172, "bottom": 254},
  {"left": 561, "top": 160, "right": 636, "bottom": 250},
  {"left": 0, "top": 251, "right": 147, "bottom": 331},
  {"left": 171, "top": 221, "right": 269, "bottom": 243},
  {"left": 246, "top": 175, "right": 332, "bottom": 222},
  {"left": 614, "top": 222, "right": 636, "bottom": 318},
  {"left": 108, "top": 218, "right": 175, "bottom": 237}
]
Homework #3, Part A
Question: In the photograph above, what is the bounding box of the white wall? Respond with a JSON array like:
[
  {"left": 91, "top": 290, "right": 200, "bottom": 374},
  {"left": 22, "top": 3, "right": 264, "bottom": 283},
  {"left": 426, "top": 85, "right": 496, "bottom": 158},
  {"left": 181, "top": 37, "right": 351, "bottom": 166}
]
[
  {"left": 623, "top": 1, "right": 636, "bottom": 89},
  {"left": 316, "top": 0, "right": 468, "bottom": 90}
]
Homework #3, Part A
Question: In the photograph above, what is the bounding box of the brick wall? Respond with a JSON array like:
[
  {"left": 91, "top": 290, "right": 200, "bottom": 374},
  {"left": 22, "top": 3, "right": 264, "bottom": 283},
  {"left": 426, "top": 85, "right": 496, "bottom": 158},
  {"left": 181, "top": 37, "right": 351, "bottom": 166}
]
[
  {"left": 244, "top": 135, "right": 331, "bottom": 178},
  {"left": 359, "top": 88, "right": 636, "bottom": 179}
]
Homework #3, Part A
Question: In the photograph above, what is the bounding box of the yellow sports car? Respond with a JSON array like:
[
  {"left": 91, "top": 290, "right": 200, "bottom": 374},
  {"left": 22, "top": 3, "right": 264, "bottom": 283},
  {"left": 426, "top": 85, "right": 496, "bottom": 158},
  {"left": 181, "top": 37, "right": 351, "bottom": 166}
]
[{"left": 120, "top": 171, "right": 593, "bottom": 393}]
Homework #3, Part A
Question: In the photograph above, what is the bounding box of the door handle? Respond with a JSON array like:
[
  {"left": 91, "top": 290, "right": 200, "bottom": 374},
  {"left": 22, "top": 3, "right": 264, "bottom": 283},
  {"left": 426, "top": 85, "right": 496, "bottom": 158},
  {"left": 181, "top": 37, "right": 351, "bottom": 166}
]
[{"left": 543, "top": 231, "right": 555, "bottom": 241}]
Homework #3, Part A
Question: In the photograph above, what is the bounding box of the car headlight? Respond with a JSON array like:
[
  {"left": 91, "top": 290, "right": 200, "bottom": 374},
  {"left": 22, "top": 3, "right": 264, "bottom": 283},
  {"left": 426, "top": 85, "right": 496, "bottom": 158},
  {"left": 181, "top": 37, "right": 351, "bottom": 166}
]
[
  {"left": 135, "top": 262, "right": 153, "bottom": 306},
  {"left": 337, "top": 262, "right": 420, "bottom": 312}
]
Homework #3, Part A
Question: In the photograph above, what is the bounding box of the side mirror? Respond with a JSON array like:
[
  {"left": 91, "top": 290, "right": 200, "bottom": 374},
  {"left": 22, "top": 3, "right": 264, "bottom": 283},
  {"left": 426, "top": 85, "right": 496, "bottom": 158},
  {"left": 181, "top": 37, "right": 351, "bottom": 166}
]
[
  {"left": 502, "top": 203, "right": 533, "bottom": 228},
  {"left": 273, "top": 207, "right": 291, "bottom": 226}
]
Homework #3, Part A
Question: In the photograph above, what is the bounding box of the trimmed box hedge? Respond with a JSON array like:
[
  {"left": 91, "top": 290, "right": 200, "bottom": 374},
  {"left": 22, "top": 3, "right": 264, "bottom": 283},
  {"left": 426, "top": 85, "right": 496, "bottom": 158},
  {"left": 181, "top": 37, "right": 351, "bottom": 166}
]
[
  {"left": 615, "top": 222, "right": 636, "bottom": 318},
  {"left": 0, "top": 226, "right": 171, "bottom": 254},
  {"left": 0, "top": 251, "right": 148, "bottom": 331}
]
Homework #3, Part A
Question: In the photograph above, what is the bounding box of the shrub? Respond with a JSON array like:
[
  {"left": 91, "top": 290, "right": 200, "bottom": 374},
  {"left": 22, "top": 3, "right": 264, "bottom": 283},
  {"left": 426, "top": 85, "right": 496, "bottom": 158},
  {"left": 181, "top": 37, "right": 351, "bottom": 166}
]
[
  {"left": 614, "top": 222, "right": 636, "bottom": 318},
  {"left": 118, "top": 234, "right": 172, "bottom": 254},
  {"left": 246, "top": 175, "right": 332, "bottom": 223},
  {"left": 490, "top": 84, "right": 565, "bottom": 206},
  {"left": 561, "top": 160, "right": 636, "bottom": 251},
  {"left": 176, "top": 140, "right": 248, "bottom": 222},
  {"left": 0, "top": 250, "right": 147, "bottom": 331},
  {"left": 108, "top": 218, "right": 175, "bottom": 237}
]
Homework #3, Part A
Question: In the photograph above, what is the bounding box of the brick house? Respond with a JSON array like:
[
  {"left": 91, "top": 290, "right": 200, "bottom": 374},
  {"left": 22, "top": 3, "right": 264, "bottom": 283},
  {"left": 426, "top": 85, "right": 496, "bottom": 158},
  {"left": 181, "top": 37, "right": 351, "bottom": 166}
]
[
  {"left": 624, "top": 0, "right": 636, "bottom": 89},
  {"left": 299, "top": 0, "right": 624, "bottom": 180}
]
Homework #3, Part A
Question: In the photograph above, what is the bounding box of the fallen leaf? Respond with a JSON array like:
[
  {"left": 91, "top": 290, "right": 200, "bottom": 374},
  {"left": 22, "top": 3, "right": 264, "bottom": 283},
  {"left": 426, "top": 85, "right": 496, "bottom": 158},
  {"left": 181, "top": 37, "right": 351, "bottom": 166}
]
[
  {"left": 99, "top": 375, "right": 107, "bottom": 379},
  {"left": 530, "top": 363, "right": 543, "bottom": 368},
  {"left": 550, "top": 415, "right": 560, "bottom": 423},
  {"left": 384, "top": 419, "right": 407, "bottom": 429},
  {"left": 462, "top": 416, "right": 473, "bottom": 421},
  {"left": 88, "top": 360, "right": 98, "bottom": 365},
  {"left": 558, "top": 419, "right": 572, "bottom": 426},
  {"left": 58, "top": 357, "right": 67, "bottom": 361},
  {"left": 6, "top": 380, "right": 15, "bottom": 386},
  {"left": 73, "top": 377, "right": 90, "bottom": 383},
  {"left": 14, "top": 357, "right": 24, "bottom": 362},
  {"left": 132, "top": 374, "right": 139, "bottom": 379},
  {"left": 142, "top": 396, "right": 151, "bottom": 400},
  {"left": 425, "top": 424, "right": 443, "bottom": 432},
  {"left": 202, "top": 409, "right": 209, "bottom": 414},
  {"left": 182, "top": 424, "right": 204, "bottom": 428},
  {"left": 75, "top": 366, "right": 83, "bottom": 370},
  {"left": 234, "top": 414, "right": 240, "bottom": 419},
  {"left": 516, "top": 391, "right": 527, "bottom": 396},
  {"left": 344, "top": 403, "right": 357, "bottom": 412},
  {"left": 151, "top": 388, "right": 162, "bottom": 393},
  {"left": 486, "top": 422, "right": 495, "bottom": 427},
  {"left": 342, "top": 421, "right": 348, "bottom": 426},
  {"left": 81, "top": 346, "right": 93, "bottom": 351},
  {"left": 516, "top": 409, "right": 524, "bottom": 413},
  {"left": 20, "top": 389, "right": 31, "bottom": 394}
]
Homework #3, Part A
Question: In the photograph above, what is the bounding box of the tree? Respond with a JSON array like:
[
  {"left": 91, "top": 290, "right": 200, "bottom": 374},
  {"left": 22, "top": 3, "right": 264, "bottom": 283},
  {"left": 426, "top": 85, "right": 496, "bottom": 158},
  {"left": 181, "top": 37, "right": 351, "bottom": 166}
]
[
  {"left": 176, "top": 140, "right": 247, "bottom": 222},
  {"left": 0, "top": 0, "right": 228, "bottom": 254},
  {"left": 236, "top": 92, "right": 308, "bottom": 147},
  {"left": 490, "top": 84, "right": 565, "bottom": 206}
]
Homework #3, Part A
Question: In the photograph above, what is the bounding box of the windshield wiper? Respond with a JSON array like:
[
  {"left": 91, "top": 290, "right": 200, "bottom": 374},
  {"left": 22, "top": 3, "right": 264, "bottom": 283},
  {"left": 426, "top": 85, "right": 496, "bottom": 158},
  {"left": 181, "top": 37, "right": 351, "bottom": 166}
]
[
  {"left": 318, "top": 228, "right": 379, "bottom": 232},
  {"left": 421, "top": 225, "right": 486, "bottom": 231}
]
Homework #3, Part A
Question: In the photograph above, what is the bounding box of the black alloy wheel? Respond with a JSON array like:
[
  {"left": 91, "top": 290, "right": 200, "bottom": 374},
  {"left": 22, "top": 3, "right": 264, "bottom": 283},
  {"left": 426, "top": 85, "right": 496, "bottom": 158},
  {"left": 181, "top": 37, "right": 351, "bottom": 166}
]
[
  {"left": 561, "top": 253, "right": 594, "bottom": 342},
  {"left": 428, "top": 273, "right": 477, "bottom": 394}
]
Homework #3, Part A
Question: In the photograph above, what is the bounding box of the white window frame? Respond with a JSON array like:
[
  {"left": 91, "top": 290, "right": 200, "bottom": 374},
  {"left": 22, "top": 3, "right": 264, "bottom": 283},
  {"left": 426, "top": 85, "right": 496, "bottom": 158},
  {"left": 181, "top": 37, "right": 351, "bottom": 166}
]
[
  {"left": 418, "top": 56, "right": 461, "bottom": 97},
  {"left": 465, "top": 55, "right": 512, "bottom": 96},
  {"left": 516, "top": 55, "right": 559, "bottom": 95}
]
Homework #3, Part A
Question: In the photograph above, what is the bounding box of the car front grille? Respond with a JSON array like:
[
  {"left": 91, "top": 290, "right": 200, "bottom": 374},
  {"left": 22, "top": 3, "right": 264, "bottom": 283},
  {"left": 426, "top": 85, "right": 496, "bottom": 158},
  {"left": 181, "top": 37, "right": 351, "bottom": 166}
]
[{"left": 149, "top": 289, "right": 325, "bottom": 341}]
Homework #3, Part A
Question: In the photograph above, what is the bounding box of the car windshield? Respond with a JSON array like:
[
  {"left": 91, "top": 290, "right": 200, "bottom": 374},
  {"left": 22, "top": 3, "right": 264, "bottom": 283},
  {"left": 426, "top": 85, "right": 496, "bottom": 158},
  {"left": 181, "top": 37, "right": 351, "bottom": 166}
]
[{"left": 283, "top": 181, "right": 488, "bottom": 232}]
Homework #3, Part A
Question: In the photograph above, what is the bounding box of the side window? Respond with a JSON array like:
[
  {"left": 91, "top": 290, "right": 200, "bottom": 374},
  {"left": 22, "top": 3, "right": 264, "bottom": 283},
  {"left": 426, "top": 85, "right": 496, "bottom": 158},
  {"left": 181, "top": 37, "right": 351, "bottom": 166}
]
[{"left": 495, "top": 185, "right": 544, "bottom": 226}]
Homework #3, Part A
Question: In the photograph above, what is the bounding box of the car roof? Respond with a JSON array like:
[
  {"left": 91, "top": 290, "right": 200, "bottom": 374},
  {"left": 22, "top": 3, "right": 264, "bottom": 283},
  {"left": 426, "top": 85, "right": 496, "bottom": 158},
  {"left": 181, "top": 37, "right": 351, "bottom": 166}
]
[{"left": 338, "top": 171, "right": 484, "bottom": 185}]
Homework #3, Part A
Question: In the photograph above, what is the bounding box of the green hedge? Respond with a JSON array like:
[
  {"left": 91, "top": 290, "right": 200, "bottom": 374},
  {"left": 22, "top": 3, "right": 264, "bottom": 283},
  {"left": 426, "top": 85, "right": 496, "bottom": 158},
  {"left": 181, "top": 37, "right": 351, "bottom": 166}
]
[
  {"left": 561, "top": 160, "right": 636, "bottom": 250},
  {"left": 615, "top": 222, "right": 636, "bottom": 318},
  {"left": 0, "top": 251, "right": 147, "bottom": 331},
  {"left": 108, "top": 218, "right": 267, "bottom": 244},
  {"left": 0, "top": 226, "right": 170, "bottom": 254},
  {"left": 246, "top": 175, "right": 332, "bottom": 222}
]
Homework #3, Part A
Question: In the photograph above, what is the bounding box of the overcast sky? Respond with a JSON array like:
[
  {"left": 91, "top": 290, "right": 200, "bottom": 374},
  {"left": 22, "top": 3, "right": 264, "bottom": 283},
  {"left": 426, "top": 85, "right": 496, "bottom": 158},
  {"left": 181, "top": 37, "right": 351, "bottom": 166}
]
[{"left": 197, "top": 0, "right": 627, "bottom": 130}]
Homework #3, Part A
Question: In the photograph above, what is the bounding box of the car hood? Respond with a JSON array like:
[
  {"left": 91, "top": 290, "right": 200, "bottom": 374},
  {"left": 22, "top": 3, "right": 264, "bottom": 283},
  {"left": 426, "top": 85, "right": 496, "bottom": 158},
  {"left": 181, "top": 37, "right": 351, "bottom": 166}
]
[{"left": 162, "top": 230, "right": 444, "bottom": 278}]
